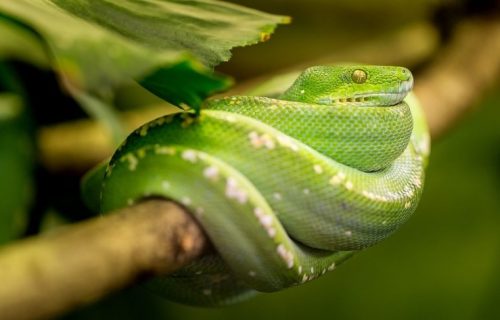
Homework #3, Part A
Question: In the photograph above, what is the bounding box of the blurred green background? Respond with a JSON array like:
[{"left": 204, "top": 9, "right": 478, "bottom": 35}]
[
  {"left": 217, "top": 0, "right": 436, "bottom": 78},
  {"left": 62, "top": 0, "right": 500, "bottom": 319},
  {"left": 1, "top": 0, "right": 499, "bottom": 319}
]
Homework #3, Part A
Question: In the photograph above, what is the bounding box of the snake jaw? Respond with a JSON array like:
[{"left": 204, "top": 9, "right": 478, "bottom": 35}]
[
  {"left": 381, "top": 76, "right": 414, "bottom": 105},
  {"left": 336, "top": 76, "right": 414, "bottom": 107},
  {"left": 316, "top": 75, "right": 414, "bottom": 107}
]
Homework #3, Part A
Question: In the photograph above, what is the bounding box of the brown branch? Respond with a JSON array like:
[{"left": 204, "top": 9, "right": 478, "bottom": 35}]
[
  {"left": 414, "top": 18, "right": 500, "bottom": 138},
  {"left": 37, "top": 105, "right": 176, "bottom": 173},
  {"left": 0, "top": 199, "right": 209, "bottom": 320}
]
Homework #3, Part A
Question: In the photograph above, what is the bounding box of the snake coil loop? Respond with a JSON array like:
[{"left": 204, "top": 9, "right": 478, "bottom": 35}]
[{"left": 85, "top": 65, "right": 429, "bottom": 306}]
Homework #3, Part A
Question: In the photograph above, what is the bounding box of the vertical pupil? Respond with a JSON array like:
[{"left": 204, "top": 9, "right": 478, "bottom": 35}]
[{"left": 352, "top": 70, "right": 367, "bottom": 83}]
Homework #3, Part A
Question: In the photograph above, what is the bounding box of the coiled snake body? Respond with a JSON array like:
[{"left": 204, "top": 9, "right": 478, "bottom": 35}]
[{"left": 83, "top": 65, "right": 430, "bottom": 306}]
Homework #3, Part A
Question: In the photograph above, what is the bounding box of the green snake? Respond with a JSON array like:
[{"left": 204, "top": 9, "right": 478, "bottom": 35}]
[{"left": 82, "top": 65, "right": 430, "bottom": 306}]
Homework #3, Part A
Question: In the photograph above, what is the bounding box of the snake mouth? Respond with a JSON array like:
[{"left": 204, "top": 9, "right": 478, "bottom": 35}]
[
  {"left": 356, "top": 77, "right": 414, "bottom": 106},
  {"left": 319, "top": 77, "right": 414, "bottom": 107},
  {"left": 356, "top": 91, "right": 408, "bottom": 106}
]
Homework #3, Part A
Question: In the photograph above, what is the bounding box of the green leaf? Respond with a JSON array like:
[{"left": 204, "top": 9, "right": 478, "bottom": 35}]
[
  {"left": 0, "top": 0, "right": 288, "bottom": 117},
  {"left": 140, "top": 60, "right": 231, "bottom": 114},
  {"left": 48, "top": 0, "right": 290, "bottom": 68},
  {"left": 0, "top": 93, "right": 33, "bottom": 244},
  {"left": 0, "top": 17, "right": 48, "bottom": 68},
  {"left": 0, "top": 62, "right": 34, "bottom": 243}
]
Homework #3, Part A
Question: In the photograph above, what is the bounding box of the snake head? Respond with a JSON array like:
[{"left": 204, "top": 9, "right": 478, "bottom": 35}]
[{"left": 280, "top": 65, "right": 413, "bottom": 107}]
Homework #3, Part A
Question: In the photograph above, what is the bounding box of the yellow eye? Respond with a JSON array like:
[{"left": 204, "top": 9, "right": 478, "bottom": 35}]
[{"left": 351, "top": 69, "right": 367, "bottom": 84}]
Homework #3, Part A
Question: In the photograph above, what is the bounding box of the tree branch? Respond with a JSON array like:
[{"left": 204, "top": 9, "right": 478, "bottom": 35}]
[
  {"left": 0, "top": 200, "right": 209, "bottom": 320},
  {"left": 414, "top": 18, "right": 500, "bottom": 138}
]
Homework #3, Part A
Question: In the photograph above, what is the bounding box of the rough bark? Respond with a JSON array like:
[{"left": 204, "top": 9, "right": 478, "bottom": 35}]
[{"left": 0, "top": 200, "right": 208, "bottom": 320}]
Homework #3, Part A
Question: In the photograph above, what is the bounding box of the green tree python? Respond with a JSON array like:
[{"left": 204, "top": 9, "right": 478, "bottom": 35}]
[{"left": 82, "top": 65, "right": 430, "bottom": 306}]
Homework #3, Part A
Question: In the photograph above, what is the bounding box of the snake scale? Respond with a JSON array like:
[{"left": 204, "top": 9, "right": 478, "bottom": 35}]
[{"left": 82, "top": 65, "right": 430, "bottom": 306}]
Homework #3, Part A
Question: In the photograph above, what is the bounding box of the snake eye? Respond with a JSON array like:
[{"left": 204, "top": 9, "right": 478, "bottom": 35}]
[{"left": 351, "top": 69, "right": 367, "bottom": 84}]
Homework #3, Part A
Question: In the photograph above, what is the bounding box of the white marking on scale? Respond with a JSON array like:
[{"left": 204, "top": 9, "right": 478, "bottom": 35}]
[
  {"left": 329, "top": 171, "right": 346, "bottom": 185},
  {"left": 260, "top": 214, "right": 273, "bottom": 227},
  {"left": 345, "top": 181, "right": 353, "bottom": 190},
  {"left": 276, "top": 134, "right": 299, "bottom": 151},
  {"left": 203, "top": 166, "right": 219, "bottom": 181},
  {"left": 301, "top": 274, "right": 309, "bottom": 283},
  {"left": 254, "top": 207, "right": 265, "bottom": 218},
  {"left": 155, "top": 146, "right": 176, "bottom": 155},
  {"left": 362, "top": 190, "right": 375, "bottom": 199},
  {"left": 123, "top": 153, "right": 138, "bottom": 171},
  {"left": 195, "top": 207, "right": 204, "bottom": 218},
  {"left": 313, "top": 164, "right": 323, "bottom": 174},
  {"left": 248, "top": 131, "right": 276, "bottom": 149},
  {"left": 225, "top": 177, "right": 248, "bottom": 204},
  {"left": 254, "top": 207, "right": 276, "bottom": 238},
  {"left": 181, "top": 197, "right": 192, "bottom": 206},
  {"left": 276, "top": 244, "right": 294, "bottom": 268},
  {"left": 248, "top": 131, "right": 263, "bottom": 148},
  {"left": 181, "top": 150, "right": 197, "bottom": 163},
  {"left": 266, "top": 227, "right": 276, "bottom": 238},
  {"left": 225, "top": 114, "right": 236, "bottom": 122},
  {"left": 261, "top": 134, "right": 275, "bottom": 149},
  {"left": 162, "top": 180, "right": 171, "bottom": 189}
]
